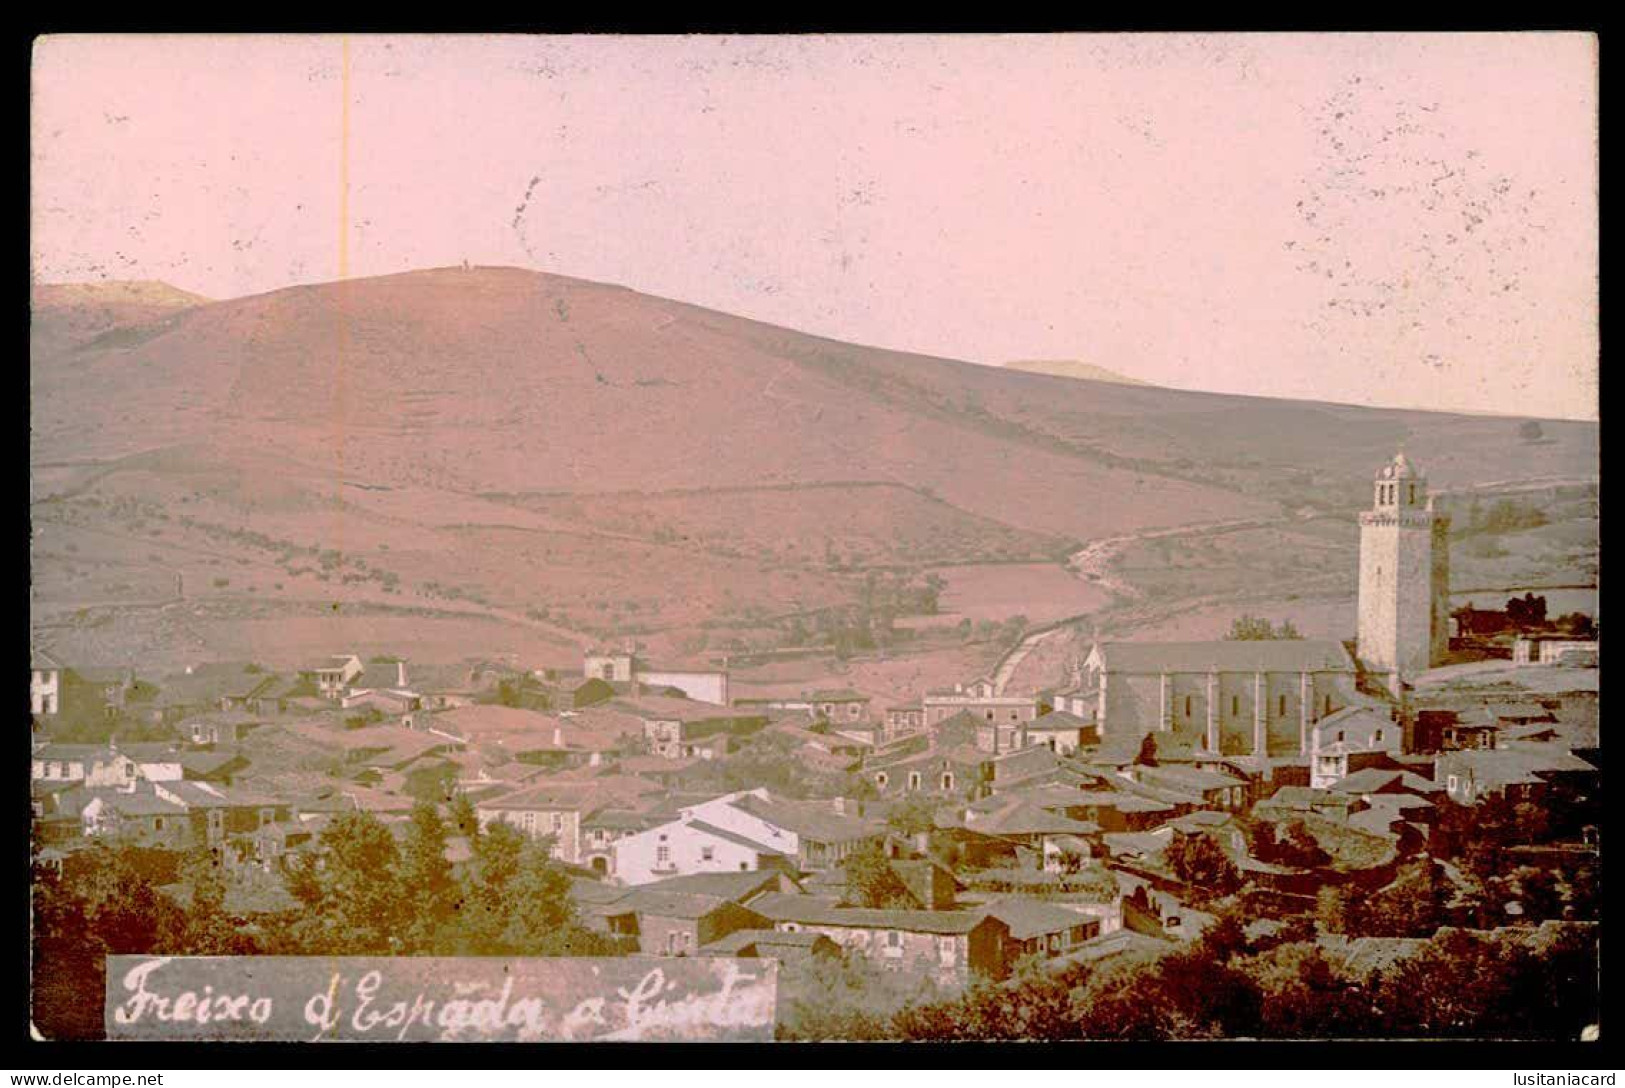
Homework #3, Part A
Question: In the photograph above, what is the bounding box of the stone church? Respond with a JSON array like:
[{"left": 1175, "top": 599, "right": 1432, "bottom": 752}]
[
  {"left": 1074, "top": 450, "right": 1449, "bottom": 756},
  {"left": 1079, "top": 638, "right": 1361, "bottom": 757}
]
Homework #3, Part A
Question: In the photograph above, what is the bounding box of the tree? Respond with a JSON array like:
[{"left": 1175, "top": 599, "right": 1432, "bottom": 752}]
[
  {"left": 1276, "top": 914, "right": 1319, "bottom": 945},
  {"left": 842, "top": 842, "right": 914, "bottom": 909},
  {"left": 1361, "top": 859, "right": 1445, "bottom": 938},
  {"left": 455, "top": 819, "right": 527, "bottom": 953},
  {"left": 1247, "top": 941, "right": 1358, "bottom": 1038},
  {"left": 447, "top": 791, "right": 481, "bottom": 841},
  {"left": 1506, "top": 593, "right": 1549, "bottom": 630},
  {"left": 404, "top": 761, "right": 457, "bottom": 805},
  {"left": 399, "top": 802, "right": 458, "bottom": 952},
  {"left": 283, "top": 811, "right": 408, "bottom": 954},
  {"left": 1135, "top": 733, "right": 1159, "bottom": 767},
  {"left": 885, "top": 794, "right": 940, "bottom": 838},
  {"left": 1273, "top": 822, "right": 1332, "bottom": 869},
  {"left": 501, "top": 840, "right": 585, "bottom": 953},
  {"left": 1164, "top": 831, "right": 1241, "bottom": 903},
  {"left": 162, "top": 845, "right": 253, "bottom": 955},
  {"left": 1197, "top": 907, "right": 1251, "bottom": 964},
  {"left": 1314, "top": 885, "right": 1358, "bottom": 935},
  {"left": 1226, "top": 615, "right": 1304, "bottom": 641},
  {"left": 1554, "top": 612, "right": 1596, "bottom": 639}
]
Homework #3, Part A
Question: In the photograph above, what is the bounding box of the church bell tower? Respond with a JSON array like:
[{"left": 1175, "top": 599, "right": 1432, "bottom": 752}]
[{"left": 1357, "top": 451, "right": 1451, "bottom": 686}]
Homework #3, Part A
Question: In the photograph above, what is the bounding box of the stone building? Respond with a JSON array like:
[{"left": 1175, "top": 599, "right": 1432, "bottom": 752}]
[
  {"left": 1079, "top": 639, "right": 1360, "bottom": 757},
  {"left": 922, "top": 676, "right": 1039, "bottom": 728},
  {"left": 1356, "top": 451, "right": 1451, "bottom": 686}
]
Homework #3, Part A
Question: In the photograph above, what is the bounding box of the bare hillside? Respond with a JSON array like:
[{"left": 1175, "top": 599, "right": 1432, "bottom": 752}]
[{"left": 30, "top": 266, "right": 1598, "bottom": 670}]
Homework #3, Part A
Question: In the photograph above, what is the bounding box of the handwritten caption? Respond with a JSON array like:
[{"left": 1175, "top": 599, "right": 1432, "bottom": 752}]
[{"left": 105, "top": 956, "right": 778, "bottom": 1042}]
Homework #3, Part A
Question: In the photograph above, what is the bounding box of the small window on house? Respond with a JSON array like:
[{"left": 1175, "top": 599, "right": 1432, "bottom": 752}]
[
  {"left": 1374, "top": 729, "right": 1384, "bottom": 744},
  {"left": 875, "top": 772, "right": 889, "bottom": 788},
  {"left": 701, "top": 846, "right": 714, "bottom": 862},
  {"left": 941, "top": 773, "right": 954, "bottom": 791},
  {"left": 124, "top": 763, "right": 135, "bottom": 778},
  {"left": 656, "top": 844, "right": 671, "bottom": 866},
  {"left": 153, "top": 817, "right": 165, "bottom": 831},
  {"left": 1447, "top": 775, "right": 1459, "bottom": 792},
  {"left": 985, "top": 711, "right": 994, "bottom": 722},
  {"left": 886, "top": 931, "right": 903, "bottom": 948},
  {"left": 907, "top": 772, "right": 922, "bottom": 791},
  {"left": 1336, "top": 731, "right": 1344, "bottom": 743}
]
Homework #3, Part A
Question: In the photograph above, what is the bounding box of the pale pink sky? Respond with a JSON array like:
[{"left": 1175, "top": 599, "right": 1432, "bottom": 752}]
[{"left": 31, "top": 33, "right": 1598, "bottom": 420}]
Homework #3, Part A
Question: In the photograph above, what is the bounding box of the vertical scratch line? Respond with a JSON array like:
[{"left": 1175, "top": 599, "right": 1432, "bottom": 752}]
[
  {"left": 339, "top": 35, "right": 351, "bottom": 281},
  {"left": 332, "top": 34, "right": 351, "bottom": 612}
]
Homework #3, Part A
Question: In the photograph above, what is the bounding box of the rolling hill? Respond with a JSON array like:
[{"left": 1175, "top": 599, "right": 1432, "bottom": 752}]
[
  {"left": 29, "top": 265, "right": 1598, "bottom": 674},
  {"left": 1000, "top": 359, "right": 1153, "bottom": 386},
  {"left": 30, "top": 279, "right": 211, "bottom": 359}
]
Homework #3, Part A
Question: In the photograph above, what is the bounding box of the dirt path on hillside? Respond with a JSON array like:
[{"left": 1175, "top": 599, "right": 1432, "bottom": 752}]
[{"left": 990, "top": 513, "right": 1285, "bottom": 693}]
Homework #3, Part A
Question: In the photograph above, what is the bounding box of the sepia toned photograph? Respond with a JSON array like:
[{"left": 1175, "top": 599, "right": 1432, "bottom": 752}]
[{"left": 28, "top": 31, "right": 1598, "bottom": 1047}]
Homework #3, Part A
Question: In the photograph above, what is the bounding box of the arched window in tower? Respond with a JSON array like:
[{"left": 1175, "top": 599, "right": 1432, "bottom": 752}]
[
  {"left": 1184, "top": 695, "right": 1192, "bottom": 718},
  {"left": 1408, "top": 483, "right": 1416, "bottom": 505},
  {"left": 1277, "top": 694, "right": 1287, "bottom": 717}
]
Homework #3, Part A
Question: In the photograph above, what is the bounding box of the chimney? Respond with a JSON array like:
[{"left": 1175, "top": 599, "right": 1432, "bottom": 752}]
[
  {"left": 398, "top": 661, "right": 407, "bottom": 688},
  {"left": 831, "top": 797, "right": 846, "bottom": 815},
  {"left": 553, "top": 726, "right": 563, "bottom": 747}
]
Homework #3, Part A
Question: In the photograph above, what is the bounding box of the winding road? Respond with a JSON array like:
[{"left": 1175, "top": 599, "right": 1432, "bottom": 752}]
[{"left": 988, "top": 471, "right": 1598, "bottom": 696}]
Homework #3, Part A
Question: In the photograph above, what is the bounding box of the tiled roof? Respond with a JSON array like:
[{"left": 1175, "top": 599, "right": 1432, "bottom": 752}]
[
  {"left": 1259, "top": 786, "right": 1358, "bottom": 810},
  {"left": 95, "top": 789, "right": 188, "bottom": 817},
  {"left": 632, "top": 870, "right": 795, "bottom": 903},
  {"left": 613, "top": 695, "right": 744, "bottom": 722},
  {"left": 981, "top": 897, "right": 1099, "bottom": 940},
  {"left": 478, "top": 775, "right": 660, "bottom": 813},
  {"left": 729, "top": 794, "right": 885, "bottom": 844},
  {"left": 748, "top": 893, "right": 1000, "bottom": 935},
  {"left": 1028, "top": 711, "right": 1093, "bottom": 731},
  {"left": 1446, "top": 745, "right": 1597, "bottom": 787},
  {"left": 684, "top": 819, "right": 789, "bottom": 855},
  {"left": 1091, "top": 639, "right": 1355, "bottom": 674},
  {"left": 1137, "top": 765, "right": 1247, "bottom": 791},
  {"left": 610, "top": 889, "right": 753, "bottom": 921},
  {"left": 701, "top": 928, "right": 834, "bottom": 954},
  {"left": 430, "top": 704, "right": 558, "bottom": 738},
  {"left": 1328, "top": 768, "right": 1443, "bottom": 795},
  {"left": 966, "top": 799, "right": 1100, "bottom": 838},
  {"left": 159, "top": 780, "right": 279, "bottom": 808}
]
